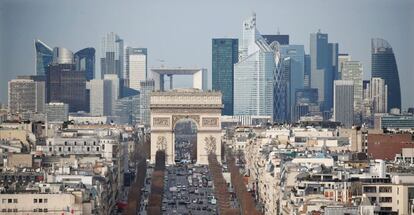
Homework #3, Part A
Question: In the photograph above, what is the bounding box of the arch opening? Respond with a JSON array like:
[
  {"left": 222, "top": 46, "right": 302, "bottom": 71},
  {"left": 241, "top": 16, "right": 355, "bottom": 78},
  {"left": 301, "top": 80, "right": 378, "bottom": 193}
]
[{"left": 173, "top": 118, "right": 198, "bottom": 164}]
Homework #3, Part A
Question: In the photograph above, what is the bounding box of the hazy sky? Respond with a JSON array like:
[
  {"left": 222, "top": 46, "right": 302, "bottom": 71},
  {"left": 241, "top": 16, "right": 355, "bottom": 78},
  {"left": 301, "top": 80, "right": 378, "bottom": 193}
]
[{"left": 1, "top": 0, "right": 413, "bottom": 109}]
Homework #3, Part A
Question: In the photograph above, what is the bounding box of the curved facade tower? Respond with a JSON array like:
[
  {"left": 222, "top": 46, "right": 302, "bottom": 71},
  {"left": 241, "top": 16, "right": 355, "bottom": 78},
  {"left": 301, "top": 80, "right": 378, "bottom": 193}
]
[
  {"left": 52, "top": 47, "right": 74, "bottom": 64},
  {"left": 371, "top": 38, "right": 401, "bottom": 111},
  {"left": 75, "top": 48, "right": 96, "bottom": 81},
  {"left": 34, "top": 40, "right": 53, "bottom": 76}
]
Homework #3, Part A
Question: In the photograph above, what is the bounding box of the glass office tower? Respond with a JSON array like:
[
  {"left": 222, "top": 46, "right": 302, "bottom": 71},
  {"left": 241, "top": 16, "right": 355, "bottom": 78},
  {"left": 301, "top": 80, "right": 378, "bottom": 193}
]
[
  {"left": 310, "top": 32, "right": 338, "bottom": 112},
  {"left": 35, "top": 40, "right": 53, "bottom": 76},
  {"left": 279, "top": 45, "right": 305, "bottom": 122},
  {"left": 234, "top": 14, "right": 277, "bottom": 118},
  {"left": 212, "top": 38, "right": 238, "bottom": 115},
  {"left": 371, "top": 38, "right": 401, "bottom": 111},
  {"left": 101, "top": 32, "right": 124, "bottom": 79},
  {"left": 75, "top": 48, "right": 95, "bottom": 81}
]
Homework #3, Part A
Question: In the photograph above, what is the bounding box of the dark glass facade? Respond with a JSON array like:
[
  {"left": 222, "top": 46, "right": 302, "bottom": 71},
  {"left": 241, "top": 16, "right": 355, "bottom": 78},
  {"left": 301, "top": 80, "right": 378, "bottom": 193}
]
[
  {"left": 212, "top": 38, "right": 238, "bottom": 115},
  {"left": 46, "top": 64, "right": 87, "bottom": 112},
  {"left": 35, "top": 40, "right": 53, "bottom": 76},
  {"left": 262, "top": 34, "right": 289, "bottom": 45},
  {"left": 75, "top": 48, "right": 95, "bottom": 81},
  {"left": 371, "top": 38, "right": 402, "bottom": 111},
  {"left": 310, "top": 32, "right": 338, "bottom": 112}
]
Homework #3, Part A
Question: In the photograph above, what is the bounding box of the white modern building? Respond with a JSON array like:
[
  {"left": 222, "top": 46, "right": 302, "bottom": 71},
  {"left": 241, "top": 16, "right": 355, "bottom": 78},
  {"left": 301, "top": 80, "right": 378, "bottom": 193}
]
[
  {"left": 45, "top": 102, "right": 68, "bottom": 123},
  {"left": 370, "top": 77, "right": 388, "bottom": 114},
  {"left": 104, "top": 74, "right": 120, "bottom": 116},
  {"left": 341, "top": 60, "right": 363, "bottom": 123},
  {"left": 125, "top": 47, "right": 147, "bottom": 90},
  {"left": 150, "top": 68, "right": 208, "bottom": 91},
  {"left": 8, "top": 78, "right": 45, "bottom": 115},
  {"left": 234, "top": 13, "right": 278, "bottom": 118},
  {"left": 334, "top": 80, "right": 354, "bottom": 127},
  {"left": 89, "top": 79, "right": 111, "bottom": 116}
]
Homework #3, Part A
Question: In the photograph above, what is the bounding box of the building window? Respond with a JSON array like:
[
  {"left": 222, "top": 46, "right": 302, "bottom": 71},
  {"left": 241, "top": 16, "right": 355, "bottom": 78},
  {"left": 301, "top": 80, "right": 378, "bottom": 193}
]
[
  {"left": 49, "top": 147, "right": 52, "bottom": 152},
  {"left": 39, "top": 208, "right": 43, "bottom": 212},
  {"left": 363, "top": 186, "right": 377, "bottom": 193},
  {"left": 7, "top": 199, "right": 12, "bottom": 203},
  {"left": 84, "top": 142, "right": 87, "bottom": 146},
  {"left": 7, "top": 209, "right": 12, "bottom": 212},
  {"left": 44, "top": 199, "right": 48, "bottom": 203},
  {"left": 34, "top": 199, "right": 37, "bottom": 203},
  {"left": 68, "top": 147, "right": 71, "bottom": 152},
  {"left": 1, "top": 199, "right": 6, "bottom": 203},
  {"left": 96, "top": 147, "right": 100, "bottom": 151},
  {"left": 13, "top": 199, "right": 17, "bottom": 203},
  {"left": 39, "top": 199, "right": 42, "bottom": 203},
  {"left": 379, "top": 186, "right": 392, "bottom": 193},
  {"left": 13, "top": 209, "right": 17, "bottom": 212},
  {"left": 33, "top": 209, "right": 38, "bottom": 212},
  {"left": 44, "top": 208, "right": 48, "bottom": 212},
  {"left": 379, "top": 197, "right": 392, "bottom": 203},
  {"left": 93, "top": 141, "right": 96, "bottom": 145},
  {"left": 58, "top": 147, "right": 62, "bottom": 152},
  {"left": 87, "top": 147, "right": 90, "bottom": 152},
  {"left": 1, "top": 209, "right": 6, "bottom": 212},
  {"left": 64, "top": 141, "right": 67, "bottom": 146}
]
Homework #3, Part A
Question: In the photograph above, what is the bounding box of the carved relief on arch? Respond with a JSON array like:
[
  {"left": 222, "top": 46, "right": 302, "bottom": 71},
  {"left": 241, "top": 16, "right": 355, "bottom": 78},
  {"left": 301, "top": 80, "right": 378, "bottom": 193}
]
[
  {"left": 152, "top": 117, "right": 170, "bottom": 127},
  {"left": 172, "top": 115, "right": 200, "bottom": 128},
  {"left": 202, "top": 117, "right": 219, "bottom": 127},
  {"left": 156, "top": 136, "right": 167, "bottom": 151},
  {"left": 204, "top": 135, "right": 217, "bottom": 155}
]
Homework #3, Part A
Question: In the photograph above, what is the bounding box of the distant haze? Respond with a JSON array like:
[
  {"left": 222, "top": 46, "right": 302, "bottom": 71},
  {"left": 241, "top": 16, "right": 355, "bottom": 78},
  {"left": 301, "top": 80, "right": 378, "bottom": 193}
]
[{"left": 1, "top": 0, "right": 413, "bottom": 109}]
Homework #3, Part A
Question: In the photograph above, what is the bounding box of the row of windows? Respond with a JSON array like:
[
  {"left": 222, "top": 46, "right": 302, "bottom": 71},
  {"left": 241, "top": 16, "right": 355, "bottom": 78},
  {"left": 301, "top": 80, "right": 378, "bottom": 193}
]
[
  {"left": 33, "top": 198, "right": 48, "bottom": 203},
  {"left": 49, "top": 146, "right": 100, "bottom": 152},
  {"left": 33, "top": 208, "right": 49, "bottom": 212},
  {"left": 1, "top": 209, "right": 18, "bottom": 212},
  {"left": 1, "top": 199, "right": 17, "bottom": 203}
]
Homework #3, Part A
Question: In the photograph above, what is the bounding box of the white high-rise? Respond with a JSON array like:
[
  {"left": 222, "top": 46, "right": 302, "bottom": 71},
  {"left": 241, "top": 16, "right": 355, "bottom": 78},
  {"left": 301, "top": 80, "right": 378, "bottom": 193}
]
[
  {"left": 334, "top": 80, "right": 354, "bottom": 127},
  {"left": 371, "top": 77, "right": 388, "bottom": 113},
  {"left": 104, "top": 74, "right": 120, "bottom": 116},
  {"left": 90, "top": 79, "right": 111, "bottom": 116},
  {"left": 234, "top": 13, "right": 278, "bottom": 118},
  {"left": 341, "top": 60, "right": 363, "bottom": 123},
  {"left": 125, "top": 47, "right": 147, "bottom": 90}
]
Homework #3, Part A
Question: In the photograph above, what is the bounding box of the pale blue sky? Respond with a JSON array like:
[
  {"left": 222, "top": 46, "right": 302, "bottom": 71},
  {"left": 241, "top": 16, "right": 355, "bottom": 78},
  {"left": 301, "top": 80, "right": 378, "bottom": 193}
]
[{"left": 1, "top": 0, "right": 413, "bottom": 109}]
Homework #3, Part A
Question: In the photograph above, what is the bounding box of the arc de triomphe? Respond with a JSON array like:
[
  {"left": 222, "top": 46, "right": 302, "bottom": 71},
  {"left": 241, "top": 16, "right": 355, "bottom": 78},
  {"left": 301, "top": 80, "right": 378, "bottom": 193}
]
[{"left": 150, "top": 89, "right": 222, "bottom": 165}]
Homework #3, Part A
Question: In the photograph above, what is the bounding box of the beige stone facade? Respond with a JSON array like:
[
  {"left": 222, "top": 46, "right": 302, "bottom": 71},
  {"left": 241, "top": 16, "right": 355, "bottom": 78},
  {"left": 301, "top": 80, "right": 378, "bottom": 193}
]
[{"left": 150, "top": 89, "right": 222, "bottom": 165}]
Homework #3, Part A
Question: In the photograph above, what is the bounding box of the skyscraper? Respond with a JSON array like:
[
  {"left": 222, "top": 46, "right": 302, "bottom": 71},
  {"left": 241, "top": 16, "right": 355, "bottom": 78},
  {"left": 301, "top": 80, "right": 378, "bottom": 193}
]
[
  {"left": 371, "top": 77, "right": 388, "bottom": 114},
  {"left": 279, "top": 45, "right": 305, "bottom": 122},
  {"left": 334, "top": 80, "right": 354, "bottom": 127},
  {"left": 304, "top": 54, "right": 311, "bottom": 88},
  {"left": 46, "top": 48, "right": 87, "bottom": 113},
  {"left": 341, "top": 60, "right": 363, "bottom": 123},
  {"left": 371, "top": 38, "right": 401, "bottom": 111},
  {"left": 101, "top": 32, "right": 124, "bottom": 79},
  {"left": 103, "top": 74, "right": 120, "bottom": 116},
  {"left": 34, "top": 40, "right": 53, "bottom": 76},
  {"left": 212, "top": 38, "right": 238, "bottom": 115},
  {"left": 89, "top": 79, "right": 112, "bottom": 116},
  {"left": 338, "top": 54, "right": 351, "bottom": 80},
  {"left": 8, "top": 79, "right": 37, "bottom": 114},
  {"left": 310, "top": 31, "right": 338, "bottom": 112},
  {"left": 234, "top": 14, "right": 277, "bottom": 118},
  {"left": 140, "top": 80, "right": 155, "bottom": 127},
  {"left": 125, "top": 47, "right": 147, "bottom": 91},
  {"left": 75, "top": 48, "right": 95, "bottom": 81}
]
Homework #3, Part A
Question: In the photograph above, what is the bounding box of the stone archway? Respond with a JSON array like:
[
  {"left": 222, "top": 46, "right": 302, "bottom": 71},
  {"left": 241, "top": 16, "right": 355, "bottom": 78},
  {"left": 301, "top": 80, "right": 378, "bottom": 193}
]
[{"left": 150, "top": 89, "right": 222, "bottom": 165}]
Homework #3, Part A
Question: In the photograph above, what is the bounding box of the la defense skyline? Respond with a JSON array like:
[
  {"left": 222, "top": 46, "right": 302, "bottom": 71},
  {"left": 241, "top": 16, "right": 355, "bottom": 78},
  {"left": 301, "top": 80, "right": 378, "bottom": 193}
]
[{"left": 17, "top": 13, "right": 409, "bottom": 119}]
